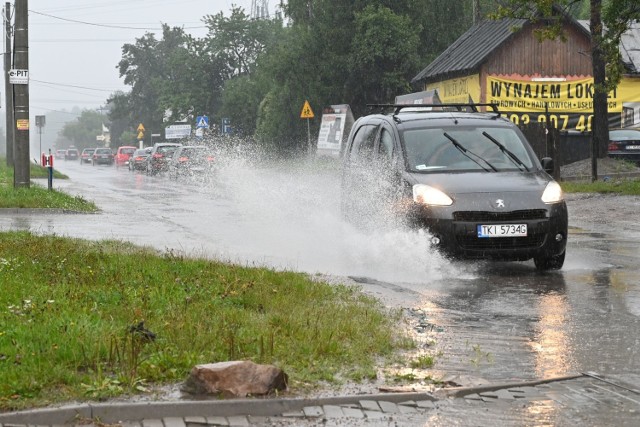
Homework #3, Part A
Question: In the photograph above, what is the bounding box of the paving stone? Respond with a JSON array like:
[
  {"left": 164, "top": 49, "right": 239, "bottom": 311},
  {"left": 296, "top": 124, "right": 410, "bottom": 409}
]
[
  {"left": 226, "top": 416, "right": 249, "bottom": 427},
  {"left": 377, "top": 401, "right": 400, "bottom": 413},
  {"left": 205, "top": 416, "right": 229, "bottom": 426},
  {"left": 398, "top": 404, "right": 418, "bottom": 414},
  {"left": 302, "top": 406, "right": 323, "bottom": 418},
  {"left": 142, "top": 420, "right": 163, "bottom": 427},
  {"left": 416, "top": 400, "right": 436, "bottom": 409},
  {"left": 184, "top": 417, "right": 207, "bottom": 425},
  {"left": 120, "top": 422, "right": 143, "bottom": 427},
  {"left": 359, "top": 400, "right": 381, "bottom": 411},
  {"left": 398, "top": 400, "right": 417, "bottom": 407},
  {"left": 363, "top": 410, "right": 386, "bottom": 419},
  {"left": 163, "top": 417, "right": 186, "bottom": 427},
  {"left": 322, "top": 405, "right": 345, "bottom": 419},
  {"left": 341, "top": 407, "right": 365, "bottom": 418}
]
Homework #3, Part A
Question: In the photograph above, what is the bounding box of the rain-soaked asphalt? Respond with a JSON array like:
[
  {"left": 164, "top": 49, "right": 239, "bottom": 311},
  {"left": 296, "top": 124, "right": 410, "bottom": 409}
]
[{"left": 2, "top": 152, "right": 640, "bottom": 425}]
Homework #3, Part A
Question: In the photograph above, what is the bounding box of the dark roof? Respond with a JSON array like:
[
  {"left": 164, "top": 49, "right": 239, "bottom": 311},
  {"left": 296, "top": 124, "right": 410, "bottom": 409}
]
[
  {"left": 411, "top": 18, "right": 527, "bottom": 85},
  {"left": 621, "top": 22, "right": 640, "bottom": 74},
  {"left": 579, "top": 20, "right": 640, "bottom": 74},
  {"left": 413, "top": 4, "right": 594, "bottom": 85}
]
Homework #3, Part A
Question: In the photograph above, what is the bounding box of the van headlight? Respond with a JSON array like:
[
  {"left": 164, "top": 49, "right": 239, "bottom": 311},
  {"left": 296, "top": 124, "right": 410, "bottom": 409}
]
[
  {"left": 541, "top": 181, "right": 563, "bottom": 203},
  {"left": 413, "top": 184, "right": 453, "bottom": 206}
]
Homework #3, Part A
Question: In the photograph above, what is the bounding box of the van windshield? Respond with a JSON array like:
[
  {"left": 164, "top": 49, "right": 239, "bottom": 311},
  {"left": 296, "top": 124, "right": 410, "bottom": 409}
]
[{"left": 402, "top": 127, "right": 534, "bottom": 172}]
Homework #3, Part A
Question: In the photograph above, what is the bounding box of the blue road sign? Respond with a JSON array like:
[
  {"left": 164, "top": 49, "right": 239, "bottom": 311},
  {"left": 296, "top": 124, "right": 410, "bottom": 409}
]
[{"left": 196, "top": 116, "right": 209, "bottom": 129}]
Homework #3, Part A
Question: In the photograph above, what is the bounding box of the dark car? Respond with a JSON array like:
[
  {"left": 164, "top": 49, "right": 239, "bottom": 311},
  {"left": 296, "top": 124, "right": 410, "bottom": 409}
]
[
  {"left": 146, "top": 142, "right": 182, "bottom": 175},
  {"left": 341, "top": 103, "right": 568, "bottom": 270},
  {"left": 608, "top": 128, "right": 640, "bottom": 164},
  {"left": 65, "top": 148, "right": 79, "bottom": 161},
  {"left": 92, "top": 148, "right": 114, "bottom": 165},
  {"left": 80, "top": 148, "right": 95, "bottom": 164},
  {"left": 129, "top": 148, "right": 152, "bottom": 171},
  {"left": 168, "top": 145, "right": 215, "bottom": 181}
]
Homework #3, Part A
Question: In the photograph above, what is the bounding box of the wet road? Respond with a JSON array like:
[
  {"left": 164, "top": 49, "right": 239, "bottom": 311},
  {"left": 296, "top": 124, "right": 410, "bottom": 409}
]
[{"left": 2, "top": 152, "right": 640, "bottom": 391}]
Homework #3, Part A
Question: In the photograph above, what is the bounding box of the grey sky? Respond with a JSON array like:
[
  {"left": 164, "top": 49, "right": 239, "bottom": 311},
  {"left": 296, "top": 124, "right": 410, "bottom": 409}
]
[
  {"left": 25, "top": 0, "right": 257, "bottom": 114},
  {"left": 2, "top": 0, "right": 272, "bottom": 151}
]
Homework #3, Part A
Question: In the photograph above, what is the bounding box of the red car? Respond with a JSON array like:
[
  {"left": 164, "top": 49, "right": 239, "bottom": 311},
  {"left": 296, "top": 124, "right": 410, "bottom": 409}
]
[{"left": 114, "top": 146, "right": 137, "bottom": 168}]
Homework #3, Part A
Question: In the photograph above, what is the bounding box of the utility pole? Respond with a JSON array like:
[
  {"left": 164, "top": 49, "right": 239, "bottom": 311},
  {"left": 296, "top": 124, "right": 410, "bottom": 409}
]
[
  {"left": 13, "top": 0, "right": 28, "bottom": 188},
  {"left": 4, "top": 2, "right": 13, "bottom": 167}
]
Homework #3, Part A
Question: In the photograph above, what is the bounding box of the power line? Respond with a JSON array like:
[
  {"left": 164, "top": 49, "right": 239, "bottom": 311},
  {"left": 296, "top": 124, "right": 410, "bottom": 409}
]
[
  {"left": 31, "top": 79, "right": 121, "bottom": 92},
  {"left": 29, "top": 9, "right": 207, "bottom": 30}
]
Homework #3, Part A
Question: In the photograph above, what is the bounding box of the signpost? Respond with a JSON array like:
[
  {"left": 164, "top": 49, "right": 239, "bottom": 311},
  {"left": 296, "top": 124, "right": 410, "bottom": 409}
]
[
  {"left": 300, "top": 100, "right": 314, "bottom": 152},
  {"left": 137, "top": 123, "right": 145, "bottom": 148},
  {"left": 35, "top": 115, "right": 45, "bottom": 160}
]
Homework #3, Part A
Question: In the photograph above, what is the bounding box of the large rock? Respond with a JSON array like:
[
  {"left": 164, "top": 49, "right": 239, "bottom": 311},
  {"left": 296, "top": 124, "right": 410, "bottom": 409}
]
[{"left": 183, "top": 360, "right": 288, "bottom": 397}]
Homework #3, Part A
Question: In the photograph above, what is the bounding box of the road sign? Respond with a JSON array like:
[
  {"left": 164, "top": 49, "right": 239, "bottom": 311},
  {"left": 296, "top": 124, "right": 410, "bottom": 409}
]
[
  {"left": 9, "top": 69, "right": 28, "bottom": 84},
  {"left": 137, "top": 123, "right": 145, "bottom": 132},
  {"left": 300, "top": 100, "right": 314, "bottom": 119},
  {"left": 196, "top": 116, "right": 209, "bottom": 129},
  {"left": 137, "top": 131, "right": 144, "bottom": 140}
]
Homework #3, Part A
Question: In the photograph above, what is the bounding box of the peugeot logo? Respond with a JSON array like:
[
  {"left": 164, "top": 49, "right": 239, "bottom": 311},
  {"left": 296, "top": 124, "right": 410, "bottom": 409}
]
[{"left": 495, "top": 199, "right": 505, "bottom": 208}]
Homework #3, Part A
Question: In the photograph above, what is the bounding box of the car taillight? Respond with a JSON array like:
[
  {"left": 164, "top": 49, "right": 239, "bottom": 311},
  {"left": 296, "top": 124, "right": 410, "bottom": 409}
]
[
  {"left": 206, "top": 156, "right": 215, "bottom": 162},
  {"left": 608, "top": 142, "right": 619, "bottom": 151},
  {"left": 179, "top": 156, "right": 189, "bottom": 162},
  {"left": 153, "top": 153, "right": 163, "bottom": 158}
]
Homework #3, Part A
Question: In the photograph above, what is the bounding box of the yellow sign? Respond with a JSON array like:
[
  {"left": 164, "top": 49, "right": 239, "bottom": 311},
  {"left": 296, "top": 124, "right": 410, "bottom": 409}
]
[
  {"left": 427, "top": 75, "right": 481, "bottom": 104},
  {"left": 16, "top": 119, "right": 29, "bottom": 130},
  {"left": 137, "top": 123, "right": 145, "bottom": 132},
  {"left": 137, "top": 131, "right": 144, "bottom": 140},
  {"left": 300, "top": 100, "right": 314, "bottom": 119}
]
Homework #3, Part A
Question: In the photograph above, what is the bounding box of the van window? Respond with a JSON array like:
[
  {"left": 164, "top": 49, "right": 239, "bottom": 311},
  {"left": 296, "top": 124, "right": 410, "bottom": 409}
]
[{"left": 350, "top": 124, "right": 377, "bottom": 163}]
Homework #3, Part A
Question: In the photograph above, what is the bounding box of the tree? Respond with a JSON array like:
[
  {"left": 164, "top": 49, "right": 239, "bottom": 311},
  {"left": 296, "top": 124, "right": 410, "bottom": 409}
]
[{"left": 60, "top": 110, "right": 107, "bottom": 150}]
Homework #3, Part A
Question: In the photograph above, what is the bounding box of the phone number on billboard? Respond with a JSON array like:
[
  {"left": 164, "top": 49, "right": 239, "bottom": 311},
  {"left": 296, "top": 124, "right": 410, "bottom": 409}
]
[{"left": 504, "top": 112, "right": 593, "bottom": 132}]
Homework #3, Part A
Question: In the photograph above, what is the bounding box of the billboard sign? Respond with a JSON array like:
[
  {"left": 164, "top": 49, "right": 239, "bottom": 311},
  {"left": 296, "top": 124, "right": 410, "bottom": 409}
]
[{"left": 165, "top": 124, "right": 191, "bottom": 139}]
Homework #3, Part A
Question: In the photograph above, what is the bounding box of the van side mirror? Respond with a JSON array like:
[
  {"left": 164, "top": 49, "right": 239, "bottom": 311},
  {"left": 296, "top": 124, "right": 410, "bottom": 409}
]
[{"left": 540, "top": 157, "right": 554, "bottom": 174}]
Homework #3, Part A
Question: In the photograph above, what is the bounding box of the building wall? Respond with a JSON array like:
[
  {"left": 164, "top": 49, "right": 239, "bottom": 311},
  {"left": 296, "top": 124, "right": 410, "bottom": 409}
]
[{"left": 481, "top": 22, "right": 592, "bottom": 78}]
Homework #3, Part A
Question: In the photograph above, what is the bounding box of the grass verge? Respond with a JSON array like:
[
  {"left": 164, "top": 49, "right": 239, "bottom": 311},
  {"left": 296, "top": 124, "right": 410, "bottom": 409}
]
[
  {"left": 0, "top": 231, "right": 407, "bottom": 411},
  {"left": 0, "top": 158, "right": 97, "bottom": 211},
  {"left": 561, "top": 178, "right": 640, "bottom": 195}
]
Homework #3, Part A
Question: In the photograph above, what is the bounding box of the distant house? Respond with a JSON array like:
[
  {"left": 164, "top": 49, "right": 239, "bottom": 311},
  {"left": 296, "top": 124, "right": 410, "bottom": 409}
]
[{"left": 411, "top": 12, "right": 640, "bottom": 130}]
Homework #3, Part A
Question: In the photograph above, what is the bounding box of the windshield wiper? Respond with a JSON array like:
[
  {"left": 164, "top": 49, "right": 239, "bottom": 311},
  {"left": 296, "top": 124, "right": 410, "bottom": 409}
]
[
  {"left": 481, "top": 131, "right": 530, "bottom": 172},
  {"left": 443, "top": 132, "right": 497, "bottom": 172}
]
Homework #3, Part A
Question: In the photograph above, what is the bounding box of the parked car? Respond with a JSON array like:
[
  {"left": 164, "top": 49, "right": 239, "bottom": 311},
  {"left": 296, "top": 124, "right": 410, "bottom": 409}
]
[
  {"left": 168, "top": 145, "right": 215, "bottom": 180},
  {"left": 114, "top": 146, "right": 137, "bottom": 168},
  {"left": 65, "top": 148, "right": 79, "bottom": 161},
  {"left": 340, "top": 103, "right": 568, "bottom": 270},
  {"left": 55, "top": 149, "right": 66, "bottom": 160},
  {"left": 129, "top": 148, "right": 152, "bottom": 171},
  {"left": 608, "top": 128, "right": 640, "bottom": 164},
  {"left": 80, "top": 148, "right": 95, "bottom": 164},
  {"left": 146, "top": 142, "right": 182, "bottom": 175},
  {"left": 92, "top": 148, "right": 114, "bottom": 165}
]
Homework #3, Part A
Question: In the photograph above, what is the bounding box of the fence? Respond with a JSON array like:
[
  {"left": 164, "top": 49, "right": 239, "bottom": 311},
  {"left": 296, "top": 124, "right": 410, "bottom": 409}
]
[{"left": 518, "top": 123, "right": 592, "bottom": 180}]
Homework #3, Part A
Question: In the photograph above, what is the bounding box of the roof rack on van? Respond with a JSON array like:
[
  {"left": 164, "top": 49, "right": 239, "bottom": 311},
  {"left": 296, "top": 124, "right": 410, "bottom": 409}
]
[{"left": 367, "top": 103, "right": 501, "bottom": 116}]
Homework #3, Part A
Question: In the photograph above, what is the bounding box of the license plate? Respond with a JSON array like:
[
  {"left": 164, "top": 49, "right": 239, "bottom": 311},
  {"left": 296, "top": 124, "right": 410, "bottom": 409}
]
[
  {"left": 477, "top": 224, "right": 527, "bottom": 238},
  {"left": 626, "top": 145, "right": 640, "bottom": 150}
]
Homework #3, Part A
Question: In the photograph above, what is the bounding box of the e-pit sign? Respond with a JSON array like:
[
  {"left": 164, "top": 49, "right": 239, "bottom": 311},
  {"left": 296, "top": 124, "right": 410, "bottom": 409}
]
[{"left": 9, "top": 69, "right": 29, "bottom": 84}]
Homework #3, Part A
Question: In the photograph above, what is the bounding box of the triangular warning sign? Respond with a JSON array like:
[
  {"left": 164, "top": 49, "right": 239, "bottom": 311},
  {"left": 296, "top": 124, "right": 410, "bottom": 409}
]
[
  {"left": 300, "top": 100, "right": 314, "bottom": 119},
  {"left": 197, "top": 117, "right": 208, "bottom": 128}
]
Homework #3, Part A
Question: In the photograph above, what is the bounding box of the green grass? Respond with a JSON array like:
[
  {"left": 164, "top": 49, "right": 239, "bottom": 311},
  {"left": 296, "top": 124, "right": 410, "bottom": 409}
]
[
  {"left": 0, "top": 231, "right": 406, "bottom": 410},
  {"left": 561, "top": 179, "right": 640, "bottom": 195},
  {"left": 0, "top": 158, "right": 97, "bottom": 212}
]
